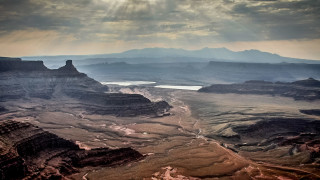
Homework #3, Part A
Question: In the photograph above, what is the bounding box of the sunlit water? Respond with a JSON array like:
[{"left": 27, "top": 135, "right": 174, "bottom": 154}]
[
  {"left": 101, "top": 81, "right": 156, "bottom": 86},
  {"left": 100, "top": 81, "right": 202, "bottom": 91},
  {"left": 155, "top": 85, "right": 202, "bottom": 91}
]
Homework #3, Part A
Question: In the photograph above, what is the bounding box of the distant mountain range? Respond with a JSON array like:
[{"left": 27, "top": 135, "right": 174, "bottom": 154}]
[{"left": 22, "top": 47, "right": 320, "bottom": 64}]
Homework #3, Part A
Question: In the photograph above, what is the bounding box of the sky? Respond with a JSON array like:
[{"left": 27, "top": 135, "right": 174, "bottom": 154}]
[{"left": 0, "top": 0, "right": 319, "bottom": 60}]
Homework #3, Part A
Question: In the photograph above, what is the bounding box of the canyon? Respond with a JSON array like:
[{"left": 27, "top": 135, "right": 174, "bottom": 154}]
[
  {"left": 0, "top": 57, "right": 170, "bottom": 179},
  {"left": 0, "top": 57, "right": 320, "bottom": 179}
]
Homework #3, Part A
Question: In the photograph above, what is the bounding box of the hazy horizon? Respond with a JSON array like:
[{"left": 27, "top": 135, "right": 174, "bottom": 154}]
[
  {"left": 0, "top": 0, "right": 319, "bottom": 60},
  {"left": 17, "top": 46, "right": 319, "bottom": 61}
]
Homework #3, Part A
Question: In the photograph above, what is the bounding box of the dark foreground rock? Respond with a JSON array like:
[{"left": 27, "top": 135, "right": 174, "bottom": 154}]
[
  {"left": 199, "top": 78, "right": 320, "bottom": 100},
  {"left": 0, "top": 57, "right": 171, "bottom": 116},
  {"left": 0, "top": 120, "right": 143, "bottom": 180}
]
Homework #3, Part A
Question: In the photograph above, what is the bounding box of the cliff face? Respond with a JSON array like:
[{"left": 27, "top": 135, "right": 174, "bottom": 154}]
[
  {"left": 0, "top": 120, "right": 143, "bottom": 180},
  {"left": 0, "top": 57, "right": 170, "bottom": 116},
  {"left": 0, "top": 58, "right": 106, "bottom": 99}
]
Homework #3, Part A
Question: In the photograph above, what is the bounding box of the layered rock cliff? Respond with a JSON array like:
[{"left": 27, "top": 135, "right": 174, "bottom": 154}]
[
  {"left": 0, "top": 57, "right": 170, "bottom": 116},
  {"left": 0, "top": 120, "right": 143, "bottom": 180},
  {"left": 220, "top": 118, "right": 320, "bottom": 164},
  {"left": 0, "top": 58, "right": 106, "bottom": 99}
]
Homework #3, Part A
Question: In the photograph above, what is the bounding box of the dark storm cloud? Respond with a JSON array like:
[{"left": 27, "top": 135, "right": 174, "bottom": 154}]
[
  {"left": 0, "top": 0, "right": 91, "bottom": 31},
  {"left": 230, "top": 0, "right": 320, "bottom": 40},
  {"left": 0, "top": 0, "right": 319, "bottom": 43}
]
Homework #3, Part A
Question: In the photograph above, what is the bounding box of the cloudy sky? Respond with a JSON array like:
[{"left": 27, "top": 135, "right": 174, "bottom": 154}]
[{"left": 0, "top": 0, "right": 319, "bottom": 60}]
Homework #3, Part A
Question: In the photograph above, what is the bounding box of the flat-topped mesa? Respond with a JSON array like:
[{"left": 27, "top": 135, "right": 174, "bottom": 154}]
[
  {"left": 0, "top": 57, "right": 48, "bottom": 72},
  {"left": 0, "top": 57, "right": 21, "bottom": 61},
  {"left": 199, "top": 78, "right": 320, "bottom": 100},
  {"left": 0, "top": 57, "right": 79, "bottom": 75},
  {"left": 291, "top": 78, "right": 320, "bottom": 87}
]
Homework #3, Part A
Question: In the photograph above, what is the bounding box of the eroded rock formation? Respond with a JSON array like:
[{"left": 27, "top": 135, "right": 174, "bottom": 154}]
[
  {"left": 212, "top": 118, "right": 320, "bottom": 164},
  {"left": 0, "top": 58, "right": 106, "bottom": 100},
  {"left": 0, "top": 120, "right": 143, "bottom": 180},
  {"left": 0, "top": 57, "right": 171, "bottom": 116}
]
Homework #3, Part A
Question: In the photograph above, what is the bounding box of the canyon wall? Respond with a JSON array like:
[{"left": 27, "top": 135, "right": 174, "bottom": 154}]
[
  {"left": 0, "top": 120, "right": 143, "bottom": 180},
  {"left": 0, "top": 57, "right": 171, "bottom": 116}
]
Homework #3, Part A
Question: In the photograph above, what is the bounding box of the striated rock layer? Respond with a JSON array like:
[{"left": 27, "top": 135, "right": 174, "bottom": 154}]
[
  {"left": 0, "top": 120, "right": 143, "bottom": 180},
  {"left": 0, "top": 57, "right": 170, "bottom": 116}
]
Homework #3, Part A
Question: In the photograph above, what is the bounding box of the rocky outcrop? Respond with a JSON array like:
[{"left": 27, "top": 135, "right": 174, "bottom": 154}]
[
  {"left": 0, "top": 57, "right": 171, "bottom": 116},
  {"left": 56, "top": 59, "right": 79, "bottom": 73},
  {"left": 216, "top": 118, "right": 320, "bottom": 163},
  {"left": 199, "top": 78, "right": 320, "bottom": 100},
  {"left": 0, "top": 120, "right": 143, "bottom": 180}
]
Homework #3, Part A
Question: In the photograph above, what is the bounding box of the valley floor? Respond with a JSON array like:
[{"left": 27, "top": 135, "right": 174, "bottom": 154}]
[{"left": 1, "top": 88, "right": 320, "bottom": 179}]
